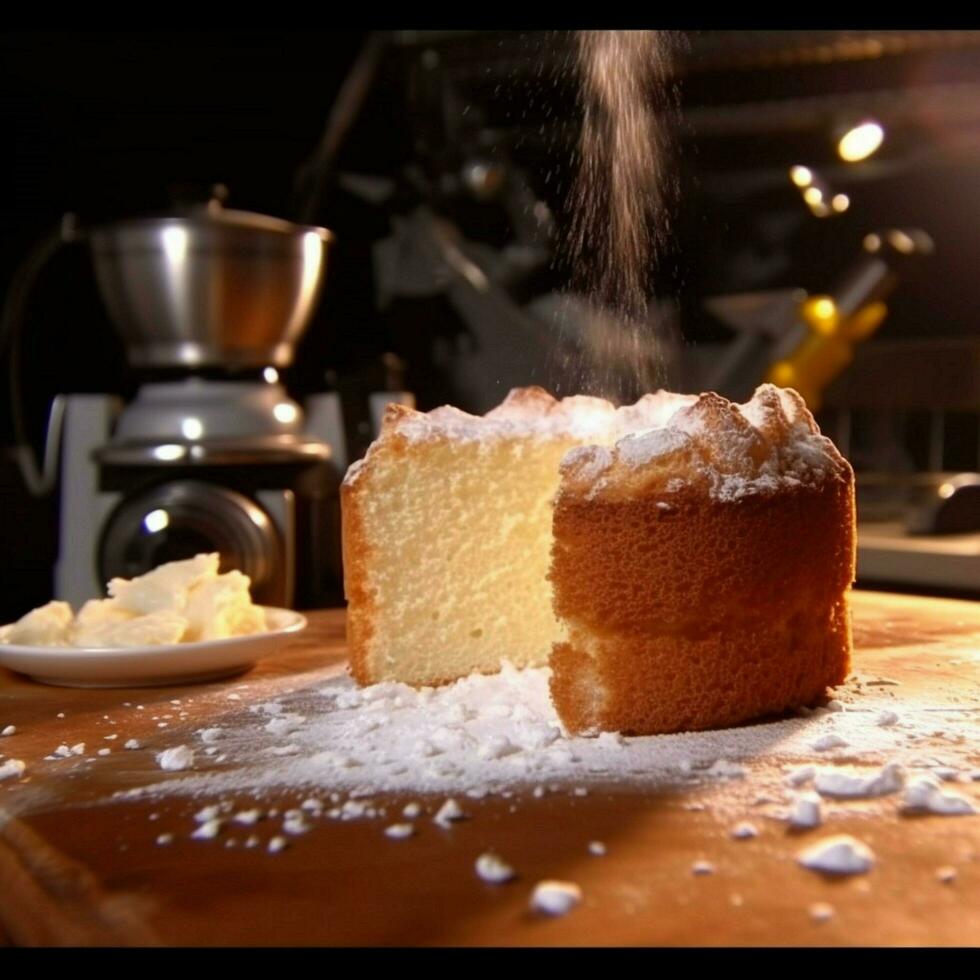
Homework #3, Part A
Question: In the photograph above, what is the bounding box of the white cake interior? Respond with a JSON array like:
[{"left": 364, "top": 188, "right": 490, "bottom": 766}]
[{"left": 351, "top": 434, "right": 579, "bottom": 685}]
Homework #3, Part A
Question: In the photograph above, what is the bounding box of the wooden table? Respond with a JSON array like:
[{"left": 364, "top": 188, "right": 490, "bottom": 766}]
[{"left": 0, "top": 591, "right": 978, "bottom": 946}]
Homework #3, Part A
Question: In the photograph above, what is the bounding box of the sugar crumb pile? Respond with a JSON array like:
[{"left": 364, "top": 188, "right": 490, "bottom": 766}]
[
  {"left": 4, "top": 652, "right": 976, "bottom": 932},
  {"left": 100, "top": 660, "right": 979, "bottom": 829}
]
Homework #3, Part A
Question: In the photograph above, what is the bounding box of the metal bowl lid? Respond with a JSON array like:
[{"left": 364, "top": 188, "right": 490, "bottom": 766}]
[{"left": 90, "top": 200, "right": 332, "bottom": 242}]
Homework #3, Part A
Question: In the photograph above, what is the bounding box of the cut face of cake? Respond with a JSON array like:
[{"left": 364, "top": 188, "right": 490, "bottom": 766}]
[
  {"left": 341, "top": 387, "right": 691, "bottom": 687},
  {"left": 341, "top": 384, "right": 855, "bottom": 735}
]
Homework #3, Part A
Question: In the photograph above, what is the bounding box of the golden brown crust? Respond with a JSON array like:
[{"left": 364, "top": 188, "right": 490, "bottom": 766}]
[
  {"left": 378, "top": 401, "right": 422, "bottom": 435},
  {"left": 549, "top": 470, "right": 856, "bottom": 735},
  {"left": 550, "top": 598, "right": 852, "bottom": 735},
  {"left": 551, "top": 477, "right": 855, "bottom": 636},
  {"left": 340, "top": 469, "right": 376, "bottom": 685},
  {"left": 487, "top": 385, "right": 558, "bottom": 415}
]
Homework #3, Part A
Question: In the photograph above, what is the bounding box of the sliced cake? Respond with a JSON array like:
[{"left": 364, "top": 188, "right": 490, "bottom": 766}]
[{"left": 341, "top": 384, "right": 855, "bottom": 737}]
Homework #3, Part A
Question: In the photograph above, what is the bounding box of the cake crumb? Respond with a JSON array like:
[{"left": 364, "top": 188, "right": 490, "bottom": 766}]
[
  {"left": 1, "top": 725, "right": 15, "bottom": 737},
  {"left": 692, "top": 860, "right": 715, "bottom": 876},
  {"left": 156, "top": 833, "right": 174, "bottom": 846},
  {"left": 477, "top": 734, "right": 518, "bottom": 760},
  {"left": 156, "top": 746, "right": 194, "bottom": 772},
  {"left": 530, "top": 880, "right": 581, "bottom": 916},
  {"left": 730, "top": 821, "right": 758, "bottom": 840},
  {"left": 0, "top": 759, "right": 26, "bottom": 781},
  {"left": 283, "top": 813, "right": 311, "bottom": 835},
  {"left": 788, "top": 793, "right": 822, "bottom": 830},
  {"left": 798, "top": 835, "right": 875, "bottom": 876},
  {"left": 901, "top": 777, "right": 976, "bottom": 816},
  {"left": 384, "top": 823, "right": 415, "bottom": 839},
  {"left": 267, "top": 835, "right": 287, "bottom": 853},
  {"left": 705, "top": 759, "right": 744, "bottom": 779},
  {"left": 434, "top": 798, "right": 465, "bottom": 827},
  {"left": 124, "top": 739, "right": 142, "bottom": 750},
  {"left": 809, "top": 902, "right": 835, "bottom": 923},
  {"left": 815, "top": 763, "right": 903, "bottom": 799},
  {"left": 191, "top": 819, "right": 223, "bottom": 840},
  {"left": 475, "top": 852, "right": 516, "bottom": 883},
  {"left": 812, "top": 734, "right": 848, "bottom": 752},
  {"left": 402, "top": 802, "right": 422, "bottom": 819},
  {"left": 936, "top": 866, "right": 957, "bottom": 884}
]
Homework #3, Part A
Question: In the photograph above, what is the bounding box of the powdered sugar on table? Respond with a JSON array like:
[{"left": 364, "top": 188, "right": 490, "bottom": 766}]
[{"left": 113, "top": 658, "right": 980, "bottom": 820}]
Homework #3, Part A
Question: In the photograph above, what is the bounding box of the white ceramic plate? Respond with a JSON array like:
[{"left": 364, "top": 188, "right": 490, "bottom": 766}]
[{"left": 0, "top": 607, "right": 307, "bottom": 689}]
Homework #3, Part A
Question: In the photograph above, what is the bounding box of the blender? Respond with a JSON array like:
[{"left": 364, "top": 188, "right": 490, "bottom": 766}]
[{"left": 5, "top": 193, "right": 346, "bottom": 608}]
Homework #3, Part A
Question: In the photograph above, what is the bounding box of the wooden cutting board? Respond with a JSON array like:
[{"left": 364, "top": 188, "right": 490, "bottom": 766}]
[{"left": 0, "top": 590, "right": 978, "bottom": 946}]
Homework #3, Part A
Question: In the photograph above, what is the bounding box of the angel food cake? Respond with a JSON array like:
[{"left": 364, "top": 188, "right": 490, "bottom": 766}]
[{"left": 341, "top": 385, "right": 855, "bottom": 735}]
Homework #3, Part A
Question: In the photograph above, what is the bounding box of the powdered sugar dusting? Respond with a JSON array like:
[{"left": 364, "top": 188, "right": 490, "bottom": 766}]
[
  {"left": 595, "top": 385, "right": 848, "bottom": 502},
  {"left": 379, "top": 386, "right": 694, "bottom": 448},
  {"left": 614, "top": 427, "right": 692, "bottom": 467},
  {"left": 109, "top": 660, "right": 979, "bottom": 822},
  {"left": 346, "top": 382, "right": 847, "bottom": 505},
  {"left": 561, "top": 445, "right": 614, "bottom": 482}
]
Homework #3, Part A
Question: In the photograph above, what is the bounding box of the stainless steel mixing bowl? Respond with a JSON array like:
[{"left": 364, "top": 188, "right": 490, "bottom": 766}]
[{"left": 89, "top": 204, "right": 333, "bottom": 369}]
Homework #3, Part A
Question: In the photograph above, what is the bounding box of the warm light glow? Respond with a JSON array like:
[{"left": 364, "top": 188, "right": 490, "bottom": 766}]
[
  {"left": 770, "top": 361, "right": 796, "bottom": 386},
  {"left": 831, "top": 194, "right": 850, "bottom": 213},
  {"left": 143, "top": 509, "right": 170, "bottom": 533},
  {"left": 181, "top": 417, "right": 204, "bottom": 440},
  {"left": 803, "top": 186, "right": 823, "bottom": 206},
  {"left": 838, "top": 121, "right": 884, "bottom": 162},
  {"left": 811, "top": 298, "right": 836, "bottom": 320},
  {"left": 273, "top": 402, "right": 299, "bottom": 424},
  {"left": 301, "top": 231, "right": 323, "bottom": 301},
  {"left": 263, "top": 367, "right": 279, "bottom": 384},
  {"left": 153, "top": 444, "right": 186, "bottom": 461},
  {"left": 790, "top": 165, "right": 813, "bottom": 187},
  {"left": 864, "top": 233, "right": 882, "bottom": 253},
  {"left": 161, "top": 226, "right": 190, "bottom": 264},
  {"left": 887, "top": 230, "right": 916, "bottom": 254},
  {"left": 938, "top": 482, "right": 956, "bottom": 500}
]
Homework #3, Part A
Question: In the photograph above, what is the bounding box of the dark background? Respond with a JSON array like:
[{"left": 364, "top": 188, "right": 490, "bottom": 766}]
[{"left": 3, "top": 30, "right": 980, "bottom": 618}]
